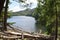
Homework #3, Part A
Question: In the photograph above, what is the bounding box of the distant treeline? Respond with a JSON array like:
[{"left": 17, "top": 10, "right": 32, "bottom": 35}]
[{"left": 11, "top": 9, "right": 35, "bottom": 16}]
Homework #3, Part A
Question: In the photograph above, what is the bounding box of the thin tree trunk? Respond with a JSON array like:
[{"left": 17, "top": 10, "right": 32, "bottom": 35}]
[
  {"left": 0, "top": 0, "right": 5, "bottom": 15},
  {"left": 55, "top": 0, "right": 58, "bottom": 40},
  {"left": 3, "top": 0, "right": 9, "bottom": 31}
]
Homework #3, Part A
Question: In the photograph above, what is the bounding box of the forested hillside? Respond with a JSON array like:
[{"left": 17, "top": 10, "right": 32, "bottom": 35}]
[{"left": 11, "top": 9, "right": 35, "bottom": 16}]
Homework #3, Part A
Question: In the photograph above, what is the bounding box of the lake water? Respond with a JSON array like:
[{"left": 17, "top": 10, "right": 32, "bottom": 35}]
[{"left": 7, "top": 16, "right": 38, "bottom": 32}]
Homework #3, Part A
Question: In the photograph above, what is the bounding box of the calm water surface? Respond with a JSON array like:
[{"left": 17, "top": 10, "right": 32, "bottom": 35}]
[{"left": 7, "top": 16, "right": 38, "bottom": 32}]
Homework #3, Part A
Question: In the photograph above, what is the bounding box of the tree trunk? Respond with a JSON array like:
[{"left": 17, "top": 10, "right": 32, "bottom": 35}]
[
  {"left": 55, "top": 0, "right": 58, "bottom": 40},
  {"left": 0, "top": 0, "right": 5, "bottom": 15},
  {"left": 3, "top": 0, "right": 9, "bottom": 31}
]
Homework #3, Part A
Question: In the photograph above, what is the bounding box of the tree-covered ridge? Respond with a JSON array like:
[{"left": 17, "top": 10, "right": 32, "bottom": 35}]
[{"left": 11, "top": 9, "right": 35, "bottom": 16}]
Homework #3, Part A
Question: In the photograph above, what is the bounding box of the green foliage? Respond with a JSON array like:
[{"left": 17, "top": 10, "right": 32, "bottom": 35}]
[
  {"left": 7, "top": 22, "right": 15, "bottom": 25},
  {"left": 32, "top": 0, "right": 60, "bottom": 34},
  {"left": 0, "top": 11, "right": 12, "bottom": 22}
]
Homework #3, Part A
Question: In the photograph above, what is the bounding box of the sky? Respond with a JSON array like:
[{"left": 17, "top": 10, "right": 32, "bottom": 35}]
[{"left": 8, "top": 0, "right": 38, "bottom": 12}]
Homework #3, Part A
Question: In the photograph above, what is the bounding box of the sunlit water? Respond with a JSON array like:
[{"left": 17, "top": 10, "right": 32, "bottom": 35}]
[{"left": 7, "top": 16, "right": 37, "bottom": 32}]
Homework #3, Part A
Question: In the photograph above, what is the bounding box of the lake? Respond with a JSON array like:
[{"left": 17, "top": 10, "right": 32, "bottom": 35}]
[{"left": 7, "top": 16, "right": 39, "bottom": 33}]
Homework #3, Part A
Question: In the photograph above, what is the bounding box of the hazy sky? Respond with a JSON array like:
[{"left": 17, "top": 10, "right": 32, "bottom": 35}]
[{"left": 8, "top": 0, "right": 38, "bottom": 12}]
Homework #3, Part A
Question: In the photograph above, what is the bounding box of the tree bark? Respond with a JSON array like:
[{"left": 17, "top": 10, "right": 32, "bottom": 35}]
[
  {"left": 0, "top": 0, "right": 5, "bottom": 15},
  {"left": 3, "top": 0, "right": 9, "bottom": 31},
  {"left": 55, "top": 0, "right": 58, "bottom": 40}
]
